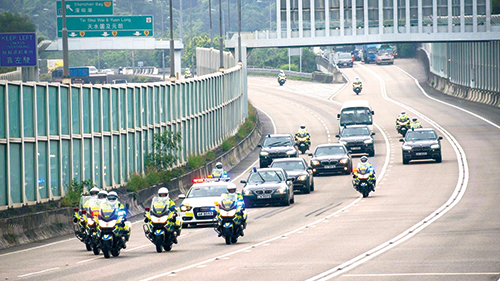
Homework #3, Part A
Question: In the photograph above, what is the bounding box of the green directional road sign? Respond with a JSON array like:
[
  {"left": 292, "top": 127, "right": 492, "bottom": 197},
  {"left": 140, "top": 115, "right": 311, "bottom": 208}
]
[
  {"left": 57, "top": 1, "right": 113, "bottom": 16},
  {"left": 57, "top": 16, "right": 153, "bottom": 38}
]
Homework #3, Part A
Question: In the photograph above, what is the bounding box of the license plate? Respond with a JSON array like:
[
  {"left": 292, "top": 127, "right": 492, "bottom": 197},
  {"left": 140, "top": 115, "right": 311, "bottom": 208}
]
[
  {"left": 351, "top": 147, "right": 361, "bottom": 150},
  {"left": 197, "top": 212, "right": 213, "bottom": 217},
  {"left": 324, "top": 165, "right": 336, "bottom": 169},
  {"left": 416, "top": 152, "right": 427, "bottom": 156},
  {"left": 257, "top": 194, "right": 272, "bottom": 199}
]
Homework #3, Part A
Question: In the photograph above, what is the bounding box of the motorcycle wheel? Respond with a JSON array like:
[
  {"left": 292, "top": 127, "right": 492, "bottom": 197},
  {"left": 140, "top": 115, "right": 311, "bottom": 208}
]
[
  {"left": 225, "top": 237, "right": 231, "bottom": 245},
  {"left": 300, "top": 147, "right": 306, "bottom": 154},
  {"left": 93, "top": 246, "right": 100, "bottom": 255},
  {"left": 102, "top": 241, "right": 111, "bottom": 259},
  {"left": 155, "top": 235, "right": 163, "bottom": 253},
  {"left": 163, "top": 243, "right": 173, "bottom": 251},
  {"left": 111, "top": 249, "right": 120, "bottom": 257},
  {"left": 362, "top": 190, "right": 370, "bottom": 198},
  {"left": 86, "top": 243, "right": 92, "bottom": 251},
  {"left": 231, "top": 236, "right": 238, "bottom": 244}
]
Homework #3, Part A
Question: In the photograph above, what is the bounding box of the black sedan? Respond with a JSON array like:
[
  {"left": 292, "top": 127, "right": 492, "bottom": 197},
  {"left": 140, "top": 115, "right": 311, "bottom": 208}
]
[
  {"left": 258, "top": 134, "right": 298, "bottom": 168},
  {"left": 336, "top": 125, "right": 375, "bottom": 156},
  {"left": 270, "top": 158, "right": 314, "bottom": 194},
  {"left": 241, "top": 168, "right": 295, "bottom": 207},
  {"left": 400, "top": 128, "right": 443, "bottom": 164},
  {"left": 309, "top": 144, "right": 352, "bottom": 175}
]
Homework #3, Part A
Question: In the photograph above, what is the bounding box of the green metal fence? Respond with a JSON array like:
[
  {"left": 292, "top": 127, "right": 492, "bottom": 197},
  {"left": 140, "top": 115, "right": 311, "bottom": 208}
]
[{"left": 0, "top": 65, "right": 244, "bottom": 209}]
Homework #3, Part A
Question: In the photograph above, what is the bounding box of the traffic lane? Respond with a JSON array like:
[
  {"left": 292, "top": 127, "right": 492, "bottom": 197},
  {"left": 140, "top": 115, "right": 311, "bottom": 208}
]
[
  {"left": 21, "top": 81, "right": 357, "bottom": 280},
  {"left": 336, "top": 61, "right": 500, "bottom": 279},
  {"left": 168, "top": 72, "right": 459, "bottom": 280}
]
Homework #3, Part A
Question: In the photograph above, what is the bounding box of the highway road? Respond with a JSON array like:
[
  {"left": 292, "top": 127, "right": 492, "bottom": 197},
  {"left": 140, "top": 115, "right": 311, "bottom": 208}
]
[{"left": 1, "top": 59, "right": 499, "bottom": 281}]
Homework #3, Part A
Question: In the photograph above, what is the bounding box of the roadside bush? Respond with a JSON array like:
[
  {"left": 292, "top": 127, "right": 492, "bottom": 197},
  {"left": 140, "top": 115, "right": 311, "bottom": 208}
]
[
  {"left": 61, "top": 179, "right": 95, "bottom": 207},
  {"left": 126, "top": 174, "right": 149, "bottom": 192},
  {"left": 221, "top": 137, "right": 238, "bottom": 151},
  {"left": 205, "top": 150, "right": 216, "bottom": 161},
  {"left": 188, "top": 155, "right": 205, "bottom": 169}
]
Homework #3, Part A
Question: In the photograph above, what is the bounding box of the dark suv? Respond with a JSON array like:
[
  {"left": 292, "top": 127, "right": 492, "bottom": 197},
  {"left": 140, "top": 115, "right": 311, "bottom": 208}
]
[
  {"left": 258, "top": 134, "right": 297, "bottom": 168},
  {"left": 400, "top": 128, "right": 443, "bottom": 164},
  {"left": 336, "top": 125, "right": 375, "bottom": 156}
]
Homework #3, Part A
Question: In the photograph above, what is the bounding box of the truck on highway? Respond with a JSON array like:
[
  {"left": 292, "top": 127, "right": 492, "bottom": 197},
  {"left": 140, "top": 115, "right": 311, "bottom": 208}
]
[{"left": 363, "top": 44, "right": 379, "bottom": 64}]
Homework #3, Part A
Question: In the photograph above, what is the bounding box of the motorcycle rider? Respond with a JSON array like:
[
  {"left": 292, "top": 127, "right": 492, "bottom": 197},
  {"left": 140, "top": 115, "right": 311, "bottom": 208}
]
[
  {"left": 156, "top": 187, "right": 180, "bottom": 243},
  {"left": 277, "top": 70, "right": 286, "bottom": 80},
  {"left": 295, "top": 125, "right": 311, "bottom": 145},
  {"left": 211, "top": 162, "right": 227, "bottom": 178},
  {"left": 184, "top": 68, "right": 192, "bottom": 79},
  {"left": 218, "top": 185, "right": 247, "bottom": 236},
  {"left": 97, "top": 190, "right": 108, "bottom": 201},
  {"left": 355, "top": 156, "right": 376, "bottom": 191},
  {"left": 352, "top": 77, "right": 363, "bottom": 90},
  {"left": 106, "top": 191, "right": 131, "bottom": 243},
  {"left": 410, "top": 117, "right": 422, "bottom": 129},
  {"left": 396, "top": 110, "right": 409, "bottom": 123},
  {"left": 89, "top": 187, "right": 100, "bottom": 198}
]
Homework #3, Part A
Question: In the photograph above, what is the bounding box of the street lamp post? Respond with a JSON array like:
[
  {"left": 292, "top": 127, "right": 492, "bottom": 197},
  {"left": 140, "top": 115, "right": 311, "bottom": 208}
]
[
  {"left": 209, "top": 0, "right": 214, "bottom": 48},
  {"left": 169, "top": 0, "right": 175, "bottom": 81},
  {"left": 219, "top": 0, "right": 224, "bottom": 72},
  {"left": 61, "top": 0, "right": 70, "bottom": 84},
  {"left": 238, "top": 0, "right": 241, "bottom": 63}
]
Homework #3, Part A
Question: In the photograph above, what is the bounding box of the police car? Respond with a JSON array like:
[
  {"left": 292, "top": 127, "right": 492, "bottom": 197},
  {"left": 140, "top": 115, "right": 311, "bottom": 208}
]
[{"left": 178, "top": 178, "right": 235, "bottom": 228}]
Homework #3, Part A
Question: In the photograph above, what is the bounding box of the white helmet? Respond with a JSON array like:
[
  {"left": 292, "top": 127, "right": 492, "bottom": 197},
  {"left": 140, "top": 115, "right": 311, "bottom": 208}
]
[
  {"left": 89, "top": 187, "right": 100, "bottom": 197},
  {"left": 107, "top": 191, "right": 118, "bottom": 202},
  {"left": 412, "top": 117, "right": 418, "bottom": 122},
  {"left": 98, "top": 190, "right": 108, "bottom": 199},
  {"left": 158, "top": 187, "right": 169, "bottom": 198},
  {"left": 227, "top": 185, "right": 237, "bottom": 193},
  {"left": 300, "top": 124, "right": 306, "bottom": 129},
  {"left": 401, "top": 110, "right": 406, "bottom": 115},
  {"left": 215, "top": 162, "right": 223, "bottom": 169}
]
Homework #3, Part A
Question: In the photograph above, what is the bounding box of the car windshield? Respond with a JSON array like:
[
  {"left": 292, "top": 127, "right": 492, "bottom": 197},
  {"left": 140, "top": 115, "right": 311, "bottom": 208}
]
[
  {"left": 367, "top": 48, "right": 377, "bottom": 54},
  {"left": 339, "top": 53, "right": 351, "bottom": 59},
  {"left": 340, "top": 108, "right": 372, "bottom": 125},
  {"left": 187, "top": 185, "right": 228, "bottom": 198},
  {"left": 271, "top": 161, "right": 305, "bottom": 171},
  {"left": 405, "top": 130, "right": 438, "bottom": 141},
  {"left": 378, "top": 49, "right": 394, "bottom": 55},
  {"left": 248, "top": 171, "right": 283, "bottom": 183},
  {"left": 341, "top": 127, "right": 370, "bottom": 137},
  {"left": 263, "top": 137, "right": 292, "bottom": 147},
  {"left": 315, "top": 146, "right": 346, "bottom": 156}
]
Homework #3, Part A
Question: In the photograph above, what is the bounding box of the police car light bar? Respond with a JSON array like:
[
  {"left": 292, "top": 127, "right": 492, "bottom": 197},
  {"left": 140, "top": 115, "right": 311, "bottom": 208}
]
[{"left": 193, "top": 178, "right": 204, "bottom": 183}]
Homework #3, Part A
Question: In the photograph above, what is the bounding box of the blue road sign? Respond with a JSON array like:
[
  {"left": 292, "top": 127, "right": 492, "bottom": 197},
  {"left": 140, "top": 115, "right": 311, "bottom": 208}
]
[{"left": 0, "top": 33, "right": 37, "bottom": 67}]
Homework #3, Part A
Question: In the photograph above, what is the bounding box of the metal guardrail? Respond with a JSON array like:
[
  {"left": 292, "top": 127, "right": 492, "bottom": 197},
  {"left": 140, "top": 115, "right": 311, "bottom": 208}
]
[
  {"left": 0, "top": 69, "right": 22, "bottom": 82},
  {"left": 0, "top": 64, "right": 245, "bottom": 209},
  {"left": 246, "top": 67, "right": 312, "bottom": 79}
]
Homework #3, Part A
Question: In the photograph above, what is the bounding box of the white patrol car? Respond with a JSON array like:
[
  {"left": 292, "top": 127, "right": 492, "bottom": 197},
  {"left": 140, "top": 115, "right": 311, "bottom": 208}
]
[{"left": 178, "top": 178, "right": 235, "bottom": 228}]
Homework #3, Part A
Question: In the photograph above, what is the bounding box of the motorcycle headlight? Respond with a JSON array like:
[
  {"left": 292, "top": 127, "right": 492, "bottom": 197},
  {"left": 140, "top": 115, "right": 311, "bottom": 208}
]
[
  {"left": 180, "top": 205, "right": 192, "bottom": 212},
  {"left": 286, "top": 150, "right": 296, "bottom": 155},
  {"left": 297, "top": 175, "right": 307, "bottom": 181},
  {"left": 402, "top": 145, "right": 412, "bottom": 151},
  {"left": 277, "top": 187, "right": 287, "bottom": 194},
  {"left": 243, "top": 189, "right": 252, "bottom": 195},
  {"left": 311, "top": 160, "right": 320, "bottom": 166},
  {"left": 339, "top": 158, "right": 348, "bottom": 164},
  {"left": 260, "top": 151, "right": 269, "bottom": 156},
  {"left": 364, "top": 139, "right": 373, "bottom": 144}
]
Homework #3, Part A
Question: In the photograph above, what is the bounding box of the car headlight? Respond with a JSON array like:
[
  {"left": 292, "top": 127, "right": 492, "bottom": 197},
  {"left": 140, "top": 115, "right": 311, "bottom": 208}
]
[
  {"left": 243, "top": 189, "right": 252, "bottom": 195},
  {"left": 277, "top": 187, "right": 287, "bottom": 194},
  {"left": 260, "top": 151, "right": 269, "bottom": 156},
  {"left": 339, "top": 140, "right": 347, "bottom": 145},
  {"left": 431, "top": 144, "right": 440, "bottom": 149},
  {"left": 402, "top": 145, "right": 412, "bottom": 151},
  {"left": 297, "top": 175, "right": 307, "bottom": 181},
  {"left": 364, "top": 139, "right": 373, "bottom": 144},
  {"left": 339, "top": 158, "right": 348, "bottom": 164},
  {"left": 311, "top": 160, "right": 320, "bottom": 166},
  {"left": 286, "top": 150, "right": 296, "bottom": 155},
  {"left": 180, "top": 205, "right": 192, "bottom": 212}
]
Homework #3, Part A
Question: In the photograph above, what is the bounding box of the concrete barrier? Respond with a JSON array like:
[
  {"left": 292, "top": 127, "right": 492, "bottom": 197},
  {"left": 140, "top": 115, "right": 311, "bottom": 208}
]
[{"left": 0, "top": 115, "right": 262, "bottom": 249}]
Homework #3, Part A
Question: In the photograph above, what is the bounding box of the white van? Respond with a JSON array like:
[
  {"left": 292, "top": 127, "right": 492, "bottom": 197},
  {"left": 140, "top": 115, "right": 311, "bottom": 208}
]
[{"left": 337, "top": 100, "right": 374, "bottom": 133}]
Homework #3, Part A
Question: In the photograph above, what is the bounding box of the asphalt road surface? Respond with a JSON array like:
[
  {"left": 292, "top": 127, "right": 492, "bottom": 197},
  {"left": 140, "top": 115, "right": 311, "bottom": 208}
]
[{"left": 1, "top": 59, "right": 499, "bottom": 281}]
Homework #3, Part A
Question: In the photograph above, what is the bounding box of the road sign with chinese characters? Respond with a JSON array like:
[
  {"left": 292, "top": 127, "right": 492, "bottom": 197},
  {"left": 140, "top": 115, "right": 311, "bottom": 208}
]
[
  {"left": 57, "top": 1, "right": 113, "bottom": 16},
  {"left": 57, "top": 16, "right": 153, "bottom": 38},
  {"left": 0, "top": 33, "right": 37, "bottom": 67}
]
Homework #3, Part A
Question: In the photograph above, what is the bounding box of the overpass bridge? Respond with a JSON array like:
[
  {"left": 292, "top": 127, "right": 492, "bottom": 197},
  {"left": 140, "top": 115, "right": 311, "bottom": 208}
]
[{"left": 227, "top": 0, "right": 500, "bottom": 49}]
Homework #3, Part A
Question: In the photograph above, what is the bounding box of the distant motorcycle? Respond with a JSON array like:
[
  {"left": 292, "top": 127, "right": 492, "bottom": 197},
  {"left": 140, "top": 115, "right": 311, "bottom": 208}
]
[
  {"left": 353, "top": 84, "right": 362, "bottom": 95},
  {"left": 396, "top": 119, "right": 410, "bottom": 137},
  {"left": 295, "top": 134, "right": 310, "bottom": 154},
  {"left": 143, "top": 197, "right": 181, "bottom": 253},
  {"left": 352, "top": 166, "right": 375, "bottom": 198},
  {"left": 215, "top": 195, "right": 246, "bottom": 245},
  {"left": 278, "top": 76, "right": 286, "bottom": 86},
  {"left": 96, "top": 201, "right": 130, "bottom": 258}
]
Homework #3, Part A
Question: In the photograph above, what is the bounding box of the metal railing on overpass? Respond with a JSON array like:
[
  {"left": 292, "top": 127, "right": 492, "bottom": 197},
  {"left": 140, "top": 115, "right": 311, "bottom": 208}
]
[{"left": 0, "top": 60, "right": 245, "bottom": 209}]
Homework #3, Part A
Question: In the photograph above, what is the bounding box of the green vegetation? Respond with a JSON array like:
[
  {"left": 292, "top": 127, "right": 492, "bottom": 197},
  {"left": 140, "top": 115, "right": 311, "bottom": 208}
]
[
  {"left": 247, "top": 72, "right": 311, "bottom": 81},
  {"left": 61, "top": 179, "right": 95, "bottom": 207},
  {"left": 145, "top": 131, "right": 182, "bottom": 170},
  {"left": 0, "top": 12, "right": 35, "bottom": 33},
  {"left": 248, "top": 48, "right": 318, "bottom": 73}
]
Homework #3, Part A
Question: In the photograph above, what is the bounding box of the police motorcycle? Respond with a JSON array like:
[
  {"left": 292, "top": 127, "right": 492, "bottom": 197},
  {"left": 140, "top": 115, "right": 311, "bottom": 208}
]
[
  {"left": 72, "top": 196, "right": 94, "bottom": 251},
  {"left": 143, "top": 196, "right": 181, "bottom": 253},
  {"left": 396, "top": 117, "right": 410, "bottom": 137},
  {"left": 352, "top": 165, "right": 376, "bottom": 198},
  {"left": 95, "top": 201, "right": 130, "bottom": 258},
  {"left": 295, "top": 133, "right": 310, "bottom": 154},
  {"left": 214, "top": 194, "right": 246, "bottom": 245},
  {"left": 278, "top": 76, "right": 286, "bottom": 86},
  {"left": 353, "top": 83, "right": 362, "bottom": 95}
]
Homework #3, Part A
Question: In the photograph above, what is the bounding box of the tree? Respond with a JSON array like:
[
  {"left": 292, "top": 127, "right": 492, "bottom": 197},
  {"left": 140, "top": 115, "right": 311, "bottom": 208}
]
[
  {"left": 145, "top": 131, "right": 182, "bottom": 171},
  {"left": 0, "top": 12, "right": 36, "bottom": 33}
]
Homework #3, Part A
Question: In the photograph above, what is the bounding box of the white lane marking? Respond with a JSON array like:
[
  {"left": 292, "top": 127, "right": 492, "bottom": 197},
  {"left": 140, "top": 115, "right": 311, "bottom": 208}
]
[
  {"left": 18, "top": 267, "right": 60, "bottom": 278},
  {"left": 125, "top": 244, "right": 150, "bottom": 252},
  {"left": 343, "top": 272, "right": 500, "bottom": 277},
  {"left": 0, "top": 238, "right": 75, "bottom": 257},
  {"left": 329, "top": 73, "right": 350, "bottom": 100},
  {"left": 394, "top": 66, "right": 500, "bottom": 130},
  {"left": 305, "top": 63, "right": 469, "bottom": 281},
  {"left": 253, "top": 105, "right": 277, "bottom": 134},
  {"left": 77, "top": 257, "right": 99, "bottom": 264}
]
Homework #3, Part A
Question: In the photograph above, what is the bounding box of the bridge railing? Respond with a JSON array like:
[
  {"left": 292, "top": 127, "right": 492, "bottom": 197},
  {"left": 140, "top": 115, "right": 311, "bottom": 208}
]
[
  {"left": 0, "top": 63, "right": 244, "bottom": 209},
  {"left": 0, "top": 69, "right": 22, "bottom": 82},
  {"left": 196, "top": 48, "right": 237, "bottom": 76}
]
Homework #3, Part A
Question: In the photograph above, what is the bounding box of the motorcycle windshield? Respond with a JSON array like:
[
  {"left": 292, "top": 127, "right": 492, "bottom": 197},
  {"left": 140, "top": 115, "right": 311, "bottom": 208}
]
[
  {"left": 99, "top": 201, "right": 119, "bottom": 222},
  {"left": 88, "top": 198, "right": 102, "bottom": 213},
  {"left": 79, "top": 196, "right": 91, "bottom": 210},
  {"left": 220, "top": 195, "right": 237, "bottom": 211},
  {"left": 151, "top": 197, "right": 171, "bottom": 217}
]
